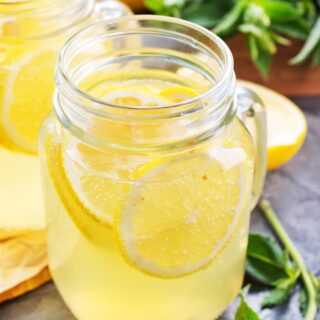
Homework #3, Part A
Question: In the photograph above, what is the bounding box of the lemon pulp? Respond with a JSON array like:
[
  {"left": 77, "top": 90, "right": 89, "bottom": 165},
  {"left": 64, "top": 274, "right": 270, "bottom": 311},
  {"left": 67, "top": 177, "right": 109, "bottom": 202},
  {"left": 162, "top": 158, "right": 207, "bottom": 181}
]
[{"left": 42, "top": 73, "right": 255, "bottom": 320}]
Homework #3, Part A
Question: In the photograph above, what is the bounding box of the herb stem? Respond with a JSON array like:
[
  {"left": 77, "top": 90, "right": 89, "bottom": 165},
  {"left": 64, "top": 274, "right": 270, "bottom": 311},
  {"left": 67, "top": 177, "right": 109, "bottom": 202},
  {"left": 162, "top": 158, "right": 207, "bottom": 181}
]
[{"left": 259, "top": 199, "right": 317, "bottom": 320}]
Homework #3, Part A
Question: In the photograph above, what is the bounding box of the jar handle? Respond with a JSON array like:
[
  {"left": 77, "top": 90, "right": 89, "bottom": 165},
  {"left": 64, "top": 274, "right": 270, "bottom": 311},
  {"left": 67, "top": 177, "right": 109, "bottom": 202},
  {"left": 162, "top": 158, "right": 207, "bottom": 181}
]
[
  {"left": 236, "top": 85, "right": 267, "bottom": 208},
  {"left": 93, "top": 0, "right": 133, "bottom": 20}
]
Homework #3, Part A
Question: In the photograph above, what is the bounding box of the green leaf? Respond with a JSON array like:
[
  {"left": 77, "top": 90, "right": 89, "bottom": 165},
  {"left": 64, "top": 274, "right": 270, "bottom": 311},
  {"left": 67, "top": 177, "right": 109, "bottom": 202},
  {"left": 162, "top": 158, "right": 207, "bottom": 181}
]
[
  {"left": 299, "top": 287, "right": 308, "bottom": 317},
  {"left": 291, "top": 16, "right": 320, "bottom": 64},
  {"left": 296, "top": 0, "right": 317, "bottom": 24},
  {"left": 246, "top": 234, "right": 287, "bottom": 284},
  {"left": 144, "top": 0, "right": 186, "bottom": 16},
  {"left": 247, "top": 234, "right": 285, "bottom": 268},
  {"left": 213, "top": 0, "right": 247, "bottom": 37},
  {"left": 144, "top": 0, "right": 164, "bottom": 12},
  {"left": 270, "top": 32, "right": 291, "bottom": 46},
  {"left": 271, "top": 20, "right": 309, "bottom": 40},
  {"left": 235, "top": 286, "right": 261, "bottom": 320},
  {"left": 299, "top": 273, "right": 320, "bottom": 316},
  {"left": 254, "top": 0, "right": 302, "bottom": 23},
  {"left": 243, "top": 3, "right": 270, "bottom": 27},
  {"left": 182, "top": 0, "right": 234, "bottom": 28},
  {"left": 239, "top": 24, "right": 276, "bottom": 54},
  {"left": 311, "top": 43, "right": 320, "bottom": 66},
  {"left": 248, "top": 34, "right": 258, "bottom": 61},
  {"left": 283, "top": 251, "right": 299, "bottom": 279},
  {"left": 261, "top": 285, "right": 294, "bottom": 308}
]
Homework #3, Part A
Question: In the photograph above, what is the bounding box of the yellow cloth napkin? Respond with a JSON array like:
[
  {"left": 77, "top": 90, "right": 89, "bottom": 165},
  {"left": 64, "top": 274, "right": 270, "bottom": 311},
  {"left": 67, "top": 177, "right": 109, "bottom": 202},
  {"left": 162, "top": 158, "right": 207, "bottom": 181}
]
[{"left": 0, "top": 230, "right": 50, "bottom": 302}]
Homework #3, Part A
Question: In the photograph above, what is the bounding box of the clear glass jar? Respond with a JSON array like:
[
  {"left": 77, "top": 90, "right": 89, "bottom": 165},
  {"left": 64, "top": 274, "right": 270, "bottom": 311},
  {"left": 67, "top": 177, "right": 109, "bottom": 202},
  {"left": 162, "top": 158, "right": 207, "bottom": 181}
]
[
  {"left": 0, "top": 0, "right": 131, "bottom": 236},
  {"left": 40, "top": 16, "right": 266, "bottom": 320}
]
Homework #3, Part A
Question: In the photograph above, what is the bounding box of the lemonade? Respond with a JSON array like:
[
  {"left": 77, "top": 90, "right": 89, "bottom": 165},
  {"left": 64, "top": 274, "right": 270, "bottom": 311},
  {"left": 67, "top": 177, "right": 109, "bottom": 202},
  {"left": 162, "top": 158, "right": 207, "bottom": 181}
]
[
  {"left": 0, "top": 26, "right": 60, "bottom": 233},
  {"left": 0, "top": 0, "right": 131, "bottom": 233},
  {"left": 41, "top": 73, "right": 255, "bottom": 320},
  {"left": 40, "top": 16, "right": 265, "bottom": 320}
]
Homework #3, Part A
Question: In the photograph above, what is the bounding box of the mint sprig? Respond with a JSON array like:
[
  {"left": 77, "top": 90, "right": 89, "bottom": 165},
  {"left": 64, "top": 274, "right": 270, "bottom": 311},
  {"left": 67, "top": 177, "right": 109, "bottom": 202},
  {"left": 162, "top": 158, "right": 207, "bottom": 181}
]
[
  {"left": 246, "top": 233, "right": 300, "bottom": 308},
  {"left": 246, "top": 233, "right": 295, "bottom": 285},
  {"left": 233, "top": 199, "right": 319, "bottom": 320},
  {"left": 256, "top": 199, "right": 319, "bottom": 319},
  {"left": 145, "top": 0, "right": 320, "bottom": 76}
]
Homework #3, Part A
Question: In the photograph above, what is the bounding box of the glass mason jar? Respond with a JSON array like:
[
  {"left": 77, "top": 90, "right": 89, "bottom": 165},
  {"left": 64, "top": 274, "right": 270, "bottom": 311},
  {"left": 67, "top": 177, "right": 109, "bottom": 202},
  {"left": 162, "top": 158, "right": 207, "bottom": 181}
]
[
  {"left": 0, "top": 0, "right": 131, "bottom": 236},
  {"left": 40, "top": 16, "right": 266, "bottom": 320}
]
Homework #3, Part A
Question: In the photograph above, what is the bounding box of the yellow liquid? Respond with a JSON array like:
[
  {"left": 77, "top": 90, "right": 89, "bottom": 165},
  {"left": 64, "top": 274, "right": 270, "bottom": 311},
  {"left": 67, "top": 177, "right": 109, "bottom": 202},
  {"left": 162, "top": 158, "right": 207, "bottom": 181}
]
[
  {"left": 42, "top": 75, "right": 255, "bottom": 320},
  {"left": 0, "top": 148, "right": 43, "bottom": 233},
  {"left": 0, "top": 18, "right": 65, "bottom": 232}
]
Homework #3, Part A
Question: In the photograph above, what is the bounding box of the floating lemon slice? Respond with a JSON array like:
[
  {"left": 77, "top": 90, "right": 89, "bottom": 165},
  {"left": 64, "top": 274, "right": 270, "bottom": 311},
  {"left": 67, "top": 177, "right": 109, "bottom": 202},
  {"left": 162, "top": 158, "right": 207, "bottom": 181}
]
[
  {"left": 90, "top": 85, "right": 172, "bottom": 107},
  {"left": 115, "top": 150, "right": 252, "bottom": 278},
  {"left": 0, "top": 48, "right": 57, "bottom": 153},
  {"left": 160, "top": 86, "right": 198, "bottom": 103},
  {"left": 238, "top": 80, "right": 307, "bottom": 170},
  {"left": 45, "top": 133, "right": 131, "bottom": 245},
  {"left": 45, "top": 86, "right": 176, "bottom": 243}
]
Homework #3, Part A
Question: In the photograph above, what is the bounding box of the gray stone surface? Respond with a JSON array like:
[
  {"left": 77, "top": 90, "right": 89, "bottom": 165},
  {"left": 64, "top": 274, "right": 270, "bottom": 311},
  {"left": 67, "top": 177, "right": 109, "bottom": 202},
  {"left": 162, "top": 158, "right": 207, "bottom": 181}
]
[{"left": 0, "top": 98, "right": 319, "bottom": 320}]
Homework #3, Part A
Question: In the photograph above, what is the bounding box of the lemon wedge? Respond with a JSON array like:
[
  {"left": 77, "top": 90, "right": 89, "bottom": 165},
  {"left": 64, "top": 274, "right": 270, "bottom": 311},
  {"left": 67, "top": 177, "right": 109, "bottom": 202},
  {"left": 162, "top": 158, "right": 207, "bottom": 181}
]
[
  {"left": 238, "top": 80, "right": 307, "bottom": 170},
  {"left": 0, "top": 48, "right": 57, "bottom": 153},
  {"left": 115, "top": 150, "right": 252, "bottom": 278}
]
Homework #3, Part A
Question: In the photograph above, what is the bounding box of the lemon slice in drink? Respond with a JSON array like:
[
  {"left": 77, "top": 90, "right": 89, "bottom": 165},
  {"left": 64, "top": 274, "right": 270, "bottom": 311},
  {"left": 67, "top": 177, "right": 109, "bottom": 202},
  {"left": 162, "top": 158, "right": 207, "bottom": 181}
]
[
  {"left": 45, "top": 135, "right": 130, "bottom": 244},
  {"left": 45, "top": 86, "right": 174, "bottom": 243},
  {"left": 160, "top": 86, "right": 198, "bottom": 103},
  {"left": 238, "top": 80, "right": 307, "bottom": 170},
  {"left": 90, "top": 85, "right": 172, "bottom": 107},
  {"left": 115, "top": 150, "right": 253, "bottom": 278},
  {"left": 0, "top": 49, "right": 56, "bottom": 153}
]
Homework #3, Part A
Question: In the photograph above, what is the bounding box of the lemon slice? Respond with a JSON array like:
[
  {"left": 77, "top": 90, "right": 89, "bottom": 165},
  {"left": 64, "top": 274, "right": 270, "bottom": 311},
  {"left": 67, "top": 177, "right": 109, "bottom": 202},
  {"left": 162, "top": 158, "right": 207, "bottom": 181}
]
[
  {"left": 115, "top": 150, "right": 253, "bottom": 278},
  {"left": 238, "top": 80, "right": 307, "bottom": 170},
  {"left": 63, "top": 144, "right": 132, "bottom": 227},
  {"left": 45, "top": 134, "right": 129, "bottom": 245},
  {"left": 160, "top": 86, "right": 198, "bottom": 103},
  {"left": 90, "top": 85, "right": 172, "bottom": 107},
  {"left": 0, "top": 49, "right": 56, "bottom": 153}
]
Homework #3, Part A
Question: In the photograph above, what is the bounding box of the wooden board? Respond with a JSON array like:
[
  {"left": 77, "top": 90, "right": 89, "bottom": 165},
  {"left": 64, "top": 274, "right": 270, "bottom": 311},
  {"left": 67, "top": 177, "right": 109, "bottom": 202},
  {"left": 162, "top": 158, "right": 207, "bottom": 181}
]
[{"left": 228, "top": 35, "right": 320, "bottom": 96}]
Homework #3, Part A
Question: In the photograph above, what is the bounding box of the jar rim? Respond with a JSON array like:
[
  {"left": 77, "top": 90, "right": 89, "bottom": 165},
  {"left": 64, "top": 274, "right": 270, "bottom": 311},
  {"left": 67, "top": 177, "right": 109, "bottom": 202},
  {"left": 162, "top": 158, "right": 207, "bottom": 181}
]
[
  {"left": 57, "top": 14, "right": 234, "bottom": 112},
  {"left": 0, "top": 0, "right": 94, "bottom": 40}
]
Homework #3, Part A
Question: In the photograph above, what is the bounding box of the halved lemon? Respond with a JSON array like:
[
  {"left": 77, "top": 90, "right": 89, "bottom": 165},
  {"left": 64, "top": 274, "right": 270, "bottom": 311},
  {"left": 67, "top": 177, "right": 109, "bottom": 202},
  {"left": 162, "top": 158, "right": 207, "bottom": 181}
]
[
  {"left": 0, "top": 48, "right": 57, "bottom": 153},
  {"left": 238, "top": 80, "right": 307, "bottom": 170},
  {"left": 115, "top": 149, "right": 253, "bottom": 278}
]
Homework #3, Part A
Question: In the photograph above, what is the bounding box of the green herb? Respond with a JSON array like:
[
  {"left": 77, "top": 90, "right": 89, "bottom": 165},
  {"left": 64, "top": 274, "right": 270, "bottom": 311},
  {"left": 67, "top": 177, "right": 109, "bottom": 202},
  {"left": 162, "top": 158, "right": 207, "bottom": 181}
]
[
  {"left": 145, "top": 0, "right": 320, "bottom": 76},
  {"left": 232, "top": 199, "right": 320, "bottom": 319},
  {"left": 290, "top": 16, "right": 320, "bottom": 64},
  {"left": 246, "top": 233, "right": 300, "bottom": 308},
  {"left": 300, "top": 273, "right": 320, "bottom": 316},
  {"left": 235, "top": 285, "right": 261, "bottom": 320},
  {"left": 257, "top": 199, "right": 319, "bottom": 320},
  {"left": 144, "top": 0, "right": 186, "bottom": 17},
  {"left": 261, "top": 285, "right": 294, "bottom": 308}
]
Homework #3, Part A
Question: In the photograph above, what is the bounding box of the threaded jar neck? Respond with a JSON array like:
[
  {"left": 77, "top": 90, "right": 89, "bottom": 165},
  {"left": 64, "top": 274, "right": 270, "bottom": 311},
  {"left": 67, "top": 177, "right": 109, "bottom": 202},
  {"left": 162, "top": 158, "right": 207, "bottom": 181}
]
[
  {"left": 55, "top": 15, "right": 237, "bottom": 153},
  {"left": 0, "top": 0, "right": 94, "bottom": 40}
]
